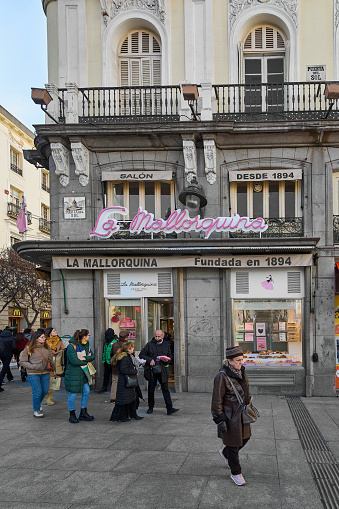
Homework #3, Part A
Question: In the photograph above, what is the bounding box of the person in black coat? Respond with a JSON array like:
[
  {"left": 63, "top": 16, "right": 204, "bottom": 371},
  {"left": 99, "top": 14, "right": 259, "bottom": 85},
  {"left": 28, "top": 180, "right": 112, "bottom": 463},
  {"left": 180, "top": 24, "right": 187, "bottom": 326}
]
[
  {"left": 109, "top": 342, "right": 143, "bottom": 422},
  {"left": 0, "top": 328, "right": 16, "bottom": 391},
  {"left": 139, "top": 329, "right": 179, "bottom": 416}
]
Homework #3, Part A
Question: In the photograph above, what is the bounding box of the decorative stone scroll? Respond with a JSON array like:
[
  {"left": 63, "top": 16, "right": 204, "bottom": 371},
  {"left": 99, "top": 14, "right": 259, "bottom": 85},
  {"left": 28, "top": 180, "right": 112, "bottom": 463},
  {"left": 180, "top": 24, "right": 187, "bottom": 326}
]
[
  {"left": 229, "top": 0, "right": 298, "bottom": 29},
  {"left": 183, "top": 139, "right": 197, "bottom": 183},
  {"left": 101, "top": 0, "right": 165, "bottom": 25},
  {"left": 203, "top": 140, "right": 216, "bottom": 185},
  {"left": 71, "top": 142, "right": 90, "bottom": 187},
  {"left": 51, "top": 143, "right": 70, "bottom": 187}
]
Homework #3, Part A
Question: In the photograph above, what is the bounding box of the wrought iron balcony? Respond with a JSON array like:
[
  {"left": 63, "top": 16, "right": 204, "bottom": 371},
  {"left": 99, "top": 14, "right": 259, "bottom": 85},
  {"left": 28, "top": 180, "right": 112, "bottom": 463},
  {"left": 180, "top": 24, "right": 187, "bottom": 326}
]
[
  {"left": 58, "top": 85, "right": 181, "bottom": 124},
  {"left": 229, "top": 217, "right": 303, "bottom": 238},
  {"left": 213, "top": 82, "right": 339, "bottom": 121},
  {"left": 7, "top": 202, "right": 32, "bottom": 224},
  {"left": 39, "top": 217, "right": 51, "bottom": 234},
  {"left": 10, "top": 163, "right": 23, "bottom": 176}
]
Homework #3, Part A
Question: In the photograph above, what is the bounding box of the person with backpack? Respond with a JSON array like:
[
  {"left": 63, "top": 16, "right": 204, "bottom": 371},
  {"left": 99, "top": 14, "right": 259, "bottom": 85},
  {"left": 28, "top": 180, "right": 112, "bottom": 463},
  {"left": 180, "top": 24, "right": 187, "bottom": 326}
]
[
  {"left": 44, "top": 327, "right": 64, "bottom": 405},
  {"left": 65, "top": 329, "right": 95, "bottom": 424},
  {"left": 98, "top": 328, "right": 118, "bottom": 393},
  {"left": 19, "top": 331, "right": 54, "bottom": 417}
]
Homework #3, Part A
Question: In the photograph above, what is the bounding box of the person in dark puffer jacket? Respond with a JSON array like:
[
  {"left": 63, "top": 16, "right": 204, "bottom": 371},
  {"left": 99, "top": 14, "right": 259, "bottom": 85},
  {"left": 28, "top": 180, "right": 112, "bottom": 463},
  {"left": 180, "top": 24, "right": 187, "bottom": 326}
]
[
  {"left": 109, "top": 342, "right": 143, "bottom": 422},
  {"left": 65, "top": 329, "right": 95, "bottom": 424},
  {"left": 0, "top": 327, "right": 17, "bottom": 391}
]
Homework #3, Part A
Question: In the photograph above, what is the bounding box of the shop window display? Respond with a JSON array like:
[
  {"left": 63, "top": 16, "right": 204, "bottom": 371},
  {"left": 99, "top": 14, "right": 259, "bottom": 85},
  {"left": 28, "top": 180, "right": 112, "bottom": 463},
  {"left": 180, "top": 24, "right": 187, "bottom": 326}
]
[
  {"left": 233, "top": 300, "right": 302, "bottom": 366},
  {"left": 109, "top": 300, "right": 141, "bottom": 351}
]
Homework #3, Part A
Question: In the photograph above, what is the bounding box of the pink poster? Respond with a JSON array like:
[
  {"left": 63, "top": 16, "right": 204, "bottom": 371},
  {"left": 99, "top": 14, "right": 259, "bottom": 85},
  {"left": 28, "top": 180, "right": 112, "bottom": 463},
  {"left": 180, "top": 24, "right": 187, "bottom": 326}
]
[
  {"left": 257, "top": 337, "right": 267, "bottom": 351},
  {"left": 245, "top": 322, "right": 254, "bottom": 331},
  {"left": 245, "top": 333, "right": 254, "bottom": 342}
]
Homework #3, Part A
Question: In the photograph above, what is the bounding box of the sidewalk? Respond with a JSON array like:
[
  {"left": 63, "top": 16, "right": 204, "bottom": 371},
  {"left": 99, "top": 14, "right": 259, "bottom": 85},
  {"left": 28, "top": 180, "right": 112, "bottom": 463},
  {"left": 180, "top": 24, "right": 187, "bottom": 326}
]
[{"left": 0, "top": 370, "right": 338, "bottom": 509}]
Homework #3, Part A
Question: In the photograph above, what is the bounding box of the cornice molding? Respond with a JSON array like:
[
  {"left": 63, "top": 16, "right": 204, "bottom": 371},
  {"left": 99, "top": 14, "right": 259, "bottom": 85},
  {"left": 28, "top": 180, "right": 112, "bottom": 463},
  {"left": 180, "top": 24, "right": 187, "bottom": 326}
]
[
  {"left": 42, "top": 0, "right": 56, "bottom": 15},
  {"left": 100, "top": 0, "right": 166, "bottom": 26}
]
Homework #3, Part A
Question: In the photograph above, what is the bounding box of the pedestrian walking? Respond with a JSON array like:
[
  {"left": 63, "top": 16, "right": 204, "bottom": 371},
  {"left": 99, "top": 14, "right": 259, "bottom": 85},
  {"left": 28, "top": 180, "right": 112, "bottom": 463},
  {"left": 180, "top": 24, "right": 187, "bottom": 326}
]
[
  {"left": 23, "top": 328, "right": 33, "bottom": 341},
  {"left": 44, "top": 327, "right": 64, "bottom": 405},
  {"left": 19, "top": 331, "right": 54, "bottom": 418},
  {"left": 0, "top": 327, "right": 17, "bottom": 391},
  {"left": 109, "top": 341, "right": 143, "bottom": 422},
  {"left": 65, "top": 329, "right": 95, "bottom": 424},
  {"left": 110, "top": 330, "right": 129, "bottom": 402},
  {"left": 15, "top": 332, "right": 29, "bottom": 365},
  {"left": 98, "top": 328, "right": 118, "bottom": 393},
  {"left": 211, "top": 346, "right": 252, "bottom": 486},
  {"left": 139, "top": 329, "right": 179, "bottom": 416}
]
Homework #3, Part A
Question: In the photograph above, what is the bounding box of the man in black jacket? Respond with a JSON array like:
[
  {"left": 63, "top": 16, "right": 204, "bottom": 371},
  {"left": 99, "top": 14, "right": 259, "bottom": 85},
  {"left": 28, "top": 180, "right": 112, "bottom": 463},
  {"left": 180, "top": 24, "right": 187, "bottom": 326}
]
[
  {"left": 139, "top": 329, "right": 179, "bottom": 416},
  {"left": 0, "top": 327, "right": 16, "bottom": 391}
]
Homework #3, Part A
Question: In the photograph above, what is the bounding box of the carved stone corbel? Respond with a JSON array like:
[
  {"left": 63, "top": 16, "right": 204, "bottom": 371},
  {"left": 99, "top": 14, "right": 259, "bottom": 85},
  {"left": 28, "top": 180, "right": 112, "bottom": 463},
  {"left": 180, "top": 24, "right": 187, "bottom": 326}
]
[
  {"left": 71, "top": 142, "right": 90, "bottom": 186},
  {"left": 203, "top": 139, "right": 216, "bottom": 185},
  {"left": 50, "top": 143, "right": 70, "bottom": 187},
  {"left": 183, "top": 139, "right": 197, "bottom": 183}
]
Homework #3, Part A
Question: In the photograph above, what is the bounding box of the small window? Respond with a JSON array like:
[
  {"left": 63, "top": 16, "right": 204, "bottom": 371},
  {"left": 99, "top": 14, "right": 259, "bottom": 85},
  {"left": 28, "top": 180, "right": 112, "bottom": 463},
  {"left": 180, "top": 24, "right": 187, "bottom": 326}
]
[
  {"left": 41, "top": 204, "right": 50, "bottom": 220},
  {"left": 41, "top": 171, "right": 50, "bottom": 193},
  {"left": 10, "top": 148, "right": 22, "bottom": 176}
]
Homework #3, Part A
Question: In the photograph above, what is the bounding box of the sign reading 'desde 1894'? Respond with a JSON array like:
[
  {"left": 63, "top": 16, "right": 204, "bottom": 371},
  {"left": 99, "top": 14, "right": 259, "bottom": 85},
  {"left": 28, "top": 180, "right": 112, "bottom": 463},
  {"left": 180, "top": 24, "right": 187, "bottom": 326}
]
[
  {"left": 89, "top": 206, "right": 268, "bottom": 239},
  {"left": 229, "top": 169, "right": 302, "bottom": 182}
]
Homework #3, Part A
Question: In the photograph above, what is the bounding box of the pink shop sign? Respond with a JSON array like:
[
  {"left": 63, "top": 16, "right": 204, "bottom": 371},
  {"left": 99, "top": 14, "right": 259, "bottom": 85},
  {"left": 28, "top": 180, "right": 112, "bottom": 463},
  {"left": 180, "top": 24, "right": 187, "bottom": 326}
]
[{"left": 90, "top": 206, "right": 268, "bottom": 240}]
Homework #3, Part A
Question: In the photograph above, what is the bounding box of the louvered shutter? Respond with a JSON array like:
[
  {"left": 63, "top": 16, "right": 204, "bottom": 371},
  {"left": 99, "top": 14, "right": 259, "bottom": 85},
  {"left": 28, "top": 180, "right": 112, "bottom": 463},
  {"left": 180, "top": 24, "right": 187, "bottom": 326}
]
[
  {"left": 157, "top": 272, "right": 172, "bottom": 295},
  {"left": 236, "top": 272, "right": 250, "bottom": 294},
  {"left": 287, "top": 272, "right": 301, "bottom": 294},
  {"left": 107, "top": 274, "right": 121, "bottom": 296}
]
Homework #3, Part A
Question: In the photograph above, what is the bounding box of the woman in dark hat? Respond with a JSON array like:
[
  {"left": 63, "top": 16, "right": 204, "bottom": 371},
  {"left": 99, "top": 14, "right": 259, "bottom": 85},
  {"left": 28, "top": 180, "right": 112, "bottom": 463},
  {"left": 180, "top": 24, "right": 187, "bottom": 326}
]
[{"left": 211, "top": 346, "right": 251, "bottom": 486}]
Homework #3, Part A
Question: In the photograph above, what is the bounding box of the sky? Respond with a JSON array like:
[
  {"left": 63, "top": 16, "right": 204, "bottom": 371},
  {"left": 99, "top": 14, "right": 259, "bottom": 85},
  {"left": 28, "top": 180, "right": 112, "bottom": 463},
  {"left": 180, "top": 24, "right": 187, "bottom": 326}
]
[{"left": 0, "top": 0, "right": 48, "bottom": 132}]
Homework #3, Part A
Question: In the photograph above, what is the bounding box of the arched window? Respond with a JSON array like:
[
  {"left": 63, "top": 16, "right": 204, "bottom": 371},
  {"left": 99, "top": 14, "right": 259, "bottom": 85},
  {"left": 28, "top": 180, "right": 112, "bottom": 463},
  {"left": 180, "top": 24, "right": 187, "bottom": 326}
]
[
  {"left": 118, "top": 30, "right": 161, "bottom": 87},
  {"left": 242, "top": 25, "right": 286, "bottom": 112}
]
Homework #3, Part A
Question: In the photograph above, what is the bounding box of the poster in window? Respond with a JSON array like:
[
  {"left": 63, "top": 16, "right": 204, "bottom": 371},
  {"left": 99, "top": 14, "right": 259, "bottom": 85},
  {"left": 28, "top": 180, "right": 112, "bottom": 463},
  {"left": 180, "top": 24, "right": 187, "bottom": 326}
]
[
  {"left": 245, "top": 333, "right": 254, "bottom": 342},
  {"left": 256, "top": 323, "right": 266, "bottom": 336},
  {"left": 279, "top": 321, "right": 286, "bottom": 331},
  {"left": 257, "top": 337, "right": 267, "bottom": 351},
  {"left": 64, "top": 197, "right": 86, "bottom": 219},
  {"left": 236, "top": 333, "right": 244, "bottom": 342},
  {"left": 245, "top": 322, "right": 254, "bottom": 331}
]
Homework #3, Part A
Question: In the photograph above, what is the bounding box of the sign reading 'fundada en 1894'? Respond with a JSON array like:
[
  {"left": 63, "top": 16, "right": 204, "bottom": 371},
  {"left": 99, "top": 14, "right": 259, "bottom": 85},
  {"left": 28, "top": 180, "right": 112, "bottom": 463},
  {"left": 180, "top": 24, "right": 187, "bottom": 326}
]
[{"left": 90, "top": 206, "right": 268, "bottom": 240}]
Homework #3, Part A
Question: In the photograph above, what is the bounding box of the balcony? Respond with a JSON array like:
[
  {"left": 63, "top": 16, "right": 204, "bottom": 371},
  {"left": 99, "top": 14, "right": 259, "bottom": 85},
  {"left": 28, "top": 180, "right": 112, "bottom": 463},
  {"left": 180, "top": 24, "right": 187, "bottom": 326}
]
[
  {"left": 41, "top": 182, "right": 50, "bottom": 193},
  {"left": 7, "top": 202, "right": 32, "bottom": 224},
  {"left": 108, "top": 220, "right": 177, "bottom": 240},
  {"left": 39, "top": 217, "right": 51, "bottom": 234},
  {"left": 54, "top": 82, "right": 339, "bottom": 124},
  {"left": 213, "top": 82, "right": 339, "bottom": 121},
  {"left": 229, "top": 218, "right": 303, "bottom": 238},
  {"left": 10, "top": 163, "right": 23, "bottom": 176}
]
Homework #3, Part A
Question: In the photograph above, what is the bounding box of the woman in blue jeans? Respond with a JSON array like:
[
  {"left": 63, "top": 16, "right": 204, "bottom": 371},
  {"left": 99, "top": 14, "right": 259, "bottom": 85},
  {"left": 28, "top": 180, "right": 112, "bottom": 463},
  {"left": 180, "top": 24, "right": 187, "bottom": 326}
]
[
  {"left": 19, "top": 331, "right": 53, "bottom": 418},
  {"left": 65, "top": 329, "right": 95, "bottom": 424}
]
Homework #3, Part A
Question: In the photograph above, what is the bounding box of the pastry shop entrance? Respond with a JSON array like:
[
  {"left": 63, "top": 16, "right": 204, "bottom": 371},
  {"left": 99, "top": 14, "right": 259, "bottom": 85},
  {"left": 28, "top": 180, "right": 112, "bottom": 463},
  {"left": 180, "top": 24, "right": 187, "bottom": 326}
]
[{"left": 147, "top": 298, "right": 175, "bottom": 388}]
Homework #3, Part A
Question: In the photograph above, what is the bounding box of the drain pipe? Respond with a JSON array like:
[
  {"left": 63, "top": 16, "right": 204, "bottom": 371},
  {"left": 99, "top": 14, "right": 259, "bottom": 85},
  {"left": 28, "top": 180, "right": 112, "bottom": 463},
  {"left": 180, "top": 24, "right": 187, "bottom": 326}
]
[{"left": 59, "top": 269, "right": 69, "bottom": 314}]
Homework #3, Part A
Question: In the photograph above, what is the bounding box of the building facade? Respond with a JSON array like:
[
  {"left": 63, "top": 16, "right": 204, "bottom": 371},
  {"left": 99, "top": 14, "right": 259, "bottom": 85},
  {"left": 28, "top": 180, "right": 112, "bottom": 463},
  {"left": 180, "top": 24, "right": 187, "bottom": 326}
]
[
  {"left": 16, "top": 0, "right": 339, "bottom": 395},
  {"left": 0, "top": 105, "right": 51, "bottom": 330}
]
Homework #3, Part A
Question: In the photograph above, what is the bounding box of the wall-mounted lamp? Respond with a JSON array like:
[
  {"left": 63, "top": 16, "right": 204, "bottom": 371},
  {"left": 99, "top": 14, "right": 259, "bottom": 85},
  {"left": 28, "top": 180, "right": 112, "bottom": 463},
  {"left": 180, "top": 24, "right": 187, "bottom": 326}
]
[
  {"left": 181, "top": 84, "right": 199, "bottom": 120},
  {"left": 31, "top": 87, "right": 58, "bottom": 124},
  {"left": 323, "top": 83, "right": 339, "bottom": 119},
  {"left": 178, "top": 176, "right": 207, "bottom": 216}
]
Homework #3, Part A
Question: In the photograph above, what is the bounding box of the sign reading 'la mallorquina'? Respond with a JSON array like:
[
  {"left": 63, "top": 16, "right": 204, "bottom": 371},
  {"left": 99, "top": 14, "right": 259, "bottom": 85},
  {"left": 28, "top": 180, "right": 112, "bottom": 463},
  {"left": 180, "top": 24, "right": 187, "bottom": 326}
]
[{"left": 90, "top": 207, "right": 268, "bottom": 240}]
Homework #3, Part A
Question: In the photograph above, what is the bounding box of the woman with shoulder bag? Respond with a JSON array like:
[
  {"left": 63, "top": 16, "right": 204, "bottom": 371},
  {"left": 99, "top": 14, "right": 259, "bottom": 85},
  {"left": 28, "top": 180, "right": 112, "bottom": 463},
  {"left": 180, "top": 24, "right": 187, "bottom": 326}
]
[
  {"left": 19, "top": 331, "right": 54, "bottom": 418},
  {"left": 211, "top": 346, "right": 252, "bottom": 486},
  {"left": 44, "top": 327, "right": 65, "bottom": 406},
  {"left": 65, "top": 329, "right": 95, "bottom": 424},
  {"left": 110, "top": 342, "right": 143, "bottom": 423}
]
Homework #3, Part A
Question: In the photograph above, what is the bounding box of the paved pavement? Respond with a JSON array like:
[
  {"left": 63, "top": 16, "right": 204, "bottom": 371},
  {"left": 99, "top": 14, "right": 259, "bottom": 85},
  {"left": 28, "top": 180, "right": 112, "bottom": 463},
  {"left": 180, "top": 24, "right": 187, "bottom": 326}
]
[{"left": 0, "top": 367, "right": 338, "bottom": 509}]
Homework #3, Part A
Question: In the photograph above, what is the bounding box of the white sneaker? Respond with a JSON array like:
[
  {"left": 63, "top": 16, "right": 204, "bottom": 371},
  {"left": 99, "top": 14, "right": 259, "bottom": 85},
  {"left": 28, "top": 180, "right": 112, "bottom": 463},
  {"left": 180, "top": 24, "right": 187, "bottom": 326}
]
[
  {"left": 231, "top": 474, "right": 246, "bottom": 486},
  {"left": 219, "top": 448, "right": 230, "bottom": 468},
  {"left": 33, "top": 410, "right": 44, "bottom": 418}
]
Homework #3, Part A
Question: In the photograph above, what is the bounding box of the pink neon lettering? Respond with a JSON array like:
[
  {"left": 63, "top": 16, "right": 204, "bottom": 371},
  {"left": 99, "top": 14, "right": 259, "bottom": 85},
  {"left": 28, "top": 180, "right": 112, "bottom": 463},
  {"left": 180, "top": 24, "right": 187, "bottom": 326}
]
[
  {"left": 165, "top": 211, "right": 179, "bottom": 230},
  {"left": 130, "top": 207, "right": 154, "bottom": 232},
  {"left": 102, "top": 220, "right": 116, "bottom": 231},
  {"left": 250, "top": 218, "right": 268, "bottom": 230}
]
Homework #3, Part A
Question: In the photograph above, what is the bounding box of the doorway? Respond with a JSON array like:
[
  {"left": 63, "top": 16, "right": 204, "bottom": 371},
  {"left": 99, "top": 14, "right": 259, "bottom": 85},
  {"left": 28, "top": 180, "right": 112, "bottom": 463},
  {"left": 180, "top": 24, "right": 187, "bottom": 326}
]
[{"left": 147, "top": 298, "right": 175, "bottom": 388}]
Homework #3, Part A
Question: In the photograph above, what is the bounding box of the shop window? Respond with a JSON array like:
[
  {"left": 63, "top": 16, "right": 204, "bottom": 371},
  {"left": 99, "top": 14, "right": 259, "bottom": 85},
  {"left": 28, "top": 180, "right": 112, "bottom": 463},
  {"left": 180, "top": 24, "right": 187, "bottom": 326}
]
[
  {"left": 107, "top": 180, "right": 174, "bottom": 220},
  {"left": 109, "top": 299, "right": 142, "bottom": 351},
  {"left": 230, "top": 180, "right": 301, "bottom": 219},
  {"left": 233, "top": 299, "right": 302, "bottom": 365}
]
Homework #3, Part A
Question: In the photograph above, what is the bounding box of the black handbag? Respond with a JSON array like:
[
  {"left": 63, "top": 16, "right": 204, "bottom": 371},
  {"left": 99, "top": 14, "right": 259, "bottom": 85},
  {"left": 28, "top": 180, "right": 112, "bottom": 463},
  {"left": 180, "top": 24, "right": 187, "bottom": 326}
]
[
  {"left": 152, "top": 363, "right": 162, "bottom": 375},
  {"left": 125, "top": 374, "right": 138, "bottom": 388},
  {"left": 227, "top": 376, "right": 260, "bottom": 424}
]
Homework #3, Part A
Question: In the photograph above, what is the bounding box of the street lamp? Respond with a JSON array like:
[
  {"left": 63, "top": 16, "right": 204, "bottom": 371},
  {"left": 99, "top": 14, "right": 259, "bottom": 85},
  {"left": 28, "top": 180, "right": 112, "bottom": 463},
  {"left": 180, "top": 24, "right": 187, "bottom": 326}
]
[
  {"left": 178, "top": 176, "right": 207, "bottom": 217},
  {"left": 181, "top": 84, "right": 199, "bottom": 120},
  {"left": 31, "top": 87, "right": 58, "bottom": 124}
]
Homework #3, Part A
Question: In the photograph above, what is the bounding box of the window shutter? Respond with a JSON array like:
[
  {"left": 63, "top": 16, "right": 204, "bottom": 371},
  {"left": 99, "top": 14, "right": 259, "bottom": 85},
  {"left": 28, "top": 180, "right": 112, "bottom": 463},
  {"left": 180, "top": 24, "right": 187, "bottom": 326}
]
[
  {"left": 157, "top": 273, "right": 172, "bottom": 295},
  {"left": 266, "top": 27, "right": 274, "bottom": 49},
  {"left": 142, "top": 32, "right": 150, "bottom": 53},
  {"left": 131, "top": 60, "right": 140, "bottom": 86},
  {"left": 131, "top": 32, "right": 139, "bottom": 54},
  {"left": 153, "top": 37, "right": 161, "bottom": 53},
  {"left": 107, "top": 274, "right": 121, "bottom": 296},
  {"left": 120, "top": 60, "right": 129, "bottom": 86},
  {"left": 142, "top": 59, "right": 151, "bottom": 86},
  {"left": 152, "top": 59, "right": 161, "bottom": 86},
  {"left": 236, "top": 272, "right": 249, "bottom": 294},
  {"left": 120, "top": 36, "right": 128, "bottom": 54},
  {"left": 255, "top": 27, "right": 263, "bottom": 49},
  {"left": 287, "top": 272, "right": 301, "bottom": 294}
]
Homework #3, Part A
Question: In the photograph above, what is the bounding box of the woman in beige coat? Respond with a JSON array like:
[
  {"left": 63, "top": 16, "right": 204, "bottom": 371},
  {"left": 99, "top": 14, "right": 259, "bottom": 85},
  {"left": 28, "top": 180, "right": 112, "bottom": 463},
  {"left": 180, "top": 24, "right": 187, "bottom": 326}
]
[
  {"left": 20, "top": 331, "right": 53, "bottom": 418},
  {"left": 44, "top": 327, "right": 64, "bottom": 405}
]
